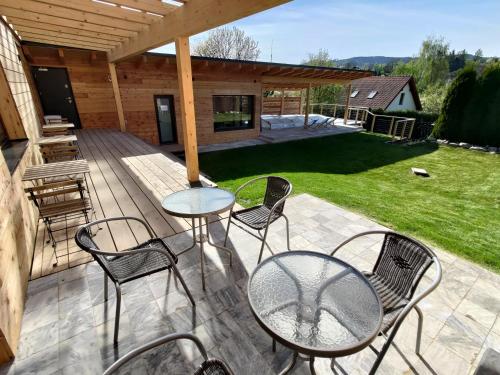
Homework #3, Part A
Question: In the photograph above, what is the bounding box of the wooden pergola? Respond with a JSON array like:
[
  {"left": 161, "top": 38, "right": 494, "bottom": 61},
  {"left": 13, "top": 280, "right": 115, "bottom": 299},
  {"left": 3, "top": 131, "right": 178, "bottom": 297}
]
[{"left": 1, "top": 0, "right": 291, "bottom": 183}]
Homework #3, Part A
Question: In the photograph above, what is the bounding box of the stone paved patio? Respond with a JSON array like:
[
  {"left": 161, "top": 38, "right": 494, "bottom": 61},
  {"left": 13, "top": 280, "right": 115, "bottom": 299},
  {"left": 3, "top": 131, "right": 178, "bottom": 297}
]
[{"left": 1, "top": 193, "right": 499, "bottom": 375}]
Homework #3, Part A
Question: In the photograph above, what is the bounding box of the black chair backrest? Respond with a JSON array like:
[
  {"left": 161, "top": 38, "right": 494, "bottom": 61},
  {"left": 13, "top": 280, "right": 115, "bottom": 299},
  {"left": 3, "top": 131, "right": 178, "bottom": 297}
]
[
  {"left": 263, "top": 176, "right": 291, "bottom": 214},
  {"left": 373, "top": 233, "right": 433, "bottom": 302},
  {"left": 75, "top": 226, "right": 115, "bottom": 281}
]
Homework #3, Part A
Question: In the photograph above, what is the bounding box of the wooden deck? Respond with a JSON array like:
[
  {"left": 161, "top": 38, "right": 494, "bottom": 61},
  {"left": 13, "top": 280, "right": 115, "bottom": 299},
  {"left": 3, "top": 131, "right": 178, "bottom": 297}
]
[{"left": 30, "top": 129, "right": 214, "bottom": 279}]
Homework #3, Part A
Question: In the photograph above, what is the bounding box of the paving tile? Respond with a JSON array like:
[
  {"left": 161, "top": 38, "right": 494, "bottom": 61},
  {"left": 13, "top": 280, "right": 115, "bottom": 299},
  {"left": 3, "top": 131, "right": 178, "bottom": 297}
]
[
  {"left": 58, "top": 328, "right": 103, "bottom": 375},
  {"left": 15, "top": 194, "right": 500, "bottom": 375},
  {"left": 17, "top": 321, "right": 59, "bottom": 360},
  {"left": 14, "top": 344, "right": 59, "bottom": 375}
]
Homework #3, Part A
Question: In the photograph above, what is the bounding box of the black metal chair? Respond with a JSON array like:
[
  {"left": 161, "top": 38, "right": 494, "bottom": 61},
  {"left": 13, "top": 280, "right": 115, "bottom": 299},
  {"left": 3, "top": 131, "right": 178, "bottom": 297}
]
[
  {"left": 103, "top": 333, "right": 234, "bottom": 375},
  {"left": 329, "top": 230, "right": 442, "bottom": 375},
  {"left": 75, "top": 216, "right": 195, "bottom": 343},
  {"left": 223, "top": 176, "right": 292, "bottom": 264}
]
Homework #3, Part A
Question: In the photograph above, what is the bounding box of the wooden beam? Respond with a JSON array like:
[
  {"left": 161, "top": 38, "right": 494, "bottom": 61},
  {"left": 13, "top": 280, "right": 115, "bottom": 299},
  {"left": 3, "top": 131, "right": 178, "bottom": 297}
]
[
  {"left": 262, "top": 75, "right": 355, "bottom": 86},
  {"left": 109, "top": 0, "right": 177, "bottom": 15},
  {"left": 15, "top": 26, "right": 120, "bottom": 47},
  {"left": 0, "top": 60, "right": 26, "bottom": 139},
  {"left": 108, "top": 0, "right": 291, "bottom": 62},
  {"left": 108, "top": 63, "right": 126, "bottom": 132},
  {"left": 0, "top": 0, "right": 145, "bottom": 31},
  {"left": 304, "top": 83, "right": 311, "bottom": 128},
  {"left": 57, "top": 48, "right": 65, "bottom": 63},
  {"left": 8, "top": 17, "right": 128, "bottom": 42},
  {"left": 38, "top": 0, "right": 160, "bottom": 24},
  {"left": 20, "top": 36, "right": 109, "bottom": 51},
  {"left": 175, "top": 37, "right": 199, "bottom": 183},
  {"left": 89, "top": 51, "right": 98, "bottom": 64},
  {"left": 344, "top": 83, "right": 352, "bottom": 125},
  {"left": 21, "top": 45, "right": 33, "bottom": 63},
  {"left": 1, "top": 8, "right": 137, "bottom": 38}
]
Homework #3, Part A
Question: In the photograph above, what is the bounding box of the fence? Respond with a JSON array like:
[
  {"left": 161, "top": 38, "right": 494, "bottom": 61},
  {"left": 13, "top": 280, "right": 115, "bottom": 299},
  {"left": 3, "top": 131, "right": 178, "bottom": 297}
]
[
  {"left": 303, "top": 103, "right": 419, "bottom": 140},
  {"left": 262, "top": 96, "right": 301, "bottom": 115}
]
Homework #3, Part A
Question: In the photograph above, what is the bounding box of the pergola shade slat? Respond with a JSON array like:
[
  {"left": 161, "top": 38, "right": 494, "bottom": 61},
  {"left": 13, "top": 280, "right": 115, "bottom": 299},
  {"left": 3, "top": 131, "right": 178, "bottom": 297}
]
[
  {"left": 0, "top": 0, "right": 147, "bottom": 32},
  {"left": 6, "top": 17, "right": 129, "bottom": 42},
  {"left": 0, "top": 7, "right": 138, "bottom": 38}
]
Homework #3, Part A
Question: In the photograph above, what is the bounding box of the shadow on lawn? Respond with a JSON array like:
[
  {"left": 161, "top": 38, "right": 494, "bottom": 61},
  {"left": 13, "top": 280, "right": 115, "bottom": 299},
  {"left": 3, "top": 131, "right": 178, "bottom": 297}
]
[{"left": 199, "top": 132, "right": 439, "bottom": 180}]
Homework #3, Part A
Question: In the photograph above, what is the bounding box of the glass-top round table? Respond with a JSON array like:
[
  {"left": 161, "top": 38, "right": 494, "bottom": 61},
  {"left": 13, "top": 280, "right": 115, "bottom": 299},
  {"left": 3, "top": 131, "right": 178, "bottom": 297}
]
[
  {"left": 248, "top": 251, "right": 383, "bottom": 374},
  {"left": 162, "top": 188, "right": 235, "bottom": 290}
]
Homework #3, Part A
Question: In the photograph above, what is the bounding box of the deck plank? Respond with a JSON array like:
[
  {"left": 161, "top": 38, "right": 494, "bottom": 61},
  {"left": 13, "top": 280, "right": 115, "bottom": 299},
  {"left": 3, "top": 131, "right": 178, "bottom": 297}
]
[{"left": 30, "top": 129, "right": 209, "bottom": 279}]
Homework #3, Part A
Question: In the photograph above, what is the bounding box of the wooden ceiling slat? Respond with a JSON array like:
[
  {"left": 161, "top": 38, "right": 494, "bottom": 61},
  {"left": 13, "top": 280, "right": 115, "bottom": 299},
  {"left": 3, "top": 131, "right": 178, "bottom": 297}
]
[
  {"left": 1, "top": 8, "right": 137, "bottom": 37},
  {"left": 6, "top": 17, "right": 128, "bottom": 42},
  {"left": 21, "top": 36, "right": 109, "bottom": 51},
  {"left": 19, "top": 31, "right": 116, "bottom": 49},
  {"left": 37, "top": 0, "right": 161, "bottom": 24},
  {"left": 110, "top": 0, "right": 177, "bottom": 15},
  {"left": 15, "top": 27, "right": 119, "bottom": 47},
  {"left": 1, "top": 0, "right": 146, "bottom": 32}
]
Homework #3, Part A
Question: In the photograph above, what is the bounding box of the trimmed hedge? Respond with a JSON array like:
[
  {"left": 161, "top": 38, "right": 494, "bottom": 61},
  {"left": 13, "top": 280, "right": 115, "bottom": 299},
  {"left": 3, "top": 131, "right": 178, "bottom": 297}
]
[
  {"left": 432, "top": 67, "right": 477, "bottom": 142},
  {"left": 432, "top": 63, "right": 500, "bottom": 146}
]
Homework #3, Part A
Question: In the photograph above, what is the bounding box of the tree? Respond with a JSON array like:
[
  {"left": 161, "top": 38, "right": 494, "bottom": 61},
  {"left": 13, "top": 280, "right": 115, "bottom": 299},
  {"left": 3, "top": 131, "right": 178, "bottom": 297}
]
[
  {"left": 473, "top": 49, "right": 484, "bottom": 62},
  {"left": 432, "top": 67, "right": 477, "bottom": 141},
  {"left": 302, "top": 50, "right": 343, "bottom": 104},
  {"left": 192, "top": 27, "right": 260, "bottom": 60},
  {"left": 420, "top": 83, "right": 448, "bottom": 113}
]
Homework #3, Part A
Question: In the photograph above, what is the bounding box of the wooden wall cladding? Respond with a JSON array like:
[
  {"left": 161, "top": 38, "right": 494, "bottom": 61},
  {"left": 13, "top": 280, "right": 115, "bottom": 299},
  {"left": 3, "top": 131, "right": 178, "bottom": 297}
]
[
  {"left": 0, "top": 22, "right": 42, "bottom": 363},
  {"left": 25, "top": 46, "right": 264, "bottom": 145},
  {"left": 117, "top": 60, "right": 262, "bottom": 145},
  {"left": 26, "top": 46, "right": 120, "bottom": 130}
]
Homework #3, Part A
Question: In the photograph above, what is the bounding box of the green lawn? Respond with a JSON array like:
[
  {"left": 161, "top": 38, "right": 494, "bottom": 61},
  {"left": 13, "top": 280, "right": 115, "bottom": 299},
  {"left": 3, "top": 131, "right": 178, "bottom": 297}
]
[{"left": 199, "top": 132, "right": 500, "bottom": 272}]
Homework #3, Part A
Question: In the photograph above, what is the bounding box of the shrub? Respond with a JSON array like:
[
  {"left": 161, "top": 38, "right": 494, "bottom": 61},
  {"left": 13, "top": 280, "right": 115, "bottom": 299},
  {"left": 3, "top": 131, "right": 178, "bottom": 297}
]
[
  {"left": 432, "top": 67, "right": 477, "bottom": 141},
  {"left": 475, "top": 63, "right": 500, "bottom": 146}
]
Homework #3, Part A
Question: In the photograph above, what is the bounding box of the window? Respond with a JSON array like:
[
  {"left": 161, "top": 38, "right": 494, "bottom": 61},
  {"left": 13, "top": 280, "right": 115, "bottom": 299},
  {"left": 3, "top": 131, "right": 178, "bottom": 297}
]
[
  {"left": 350, "top": 90, "right": 359, "bottom": 98},
  {"left": 213, "top": 95, "right": 254, "bottom": 132},
  {"left": 367, "top": 90, "right": 378, "bottom": 99},
  {"left": 398, "top": 92, "right": 405, "bottom": 105}
]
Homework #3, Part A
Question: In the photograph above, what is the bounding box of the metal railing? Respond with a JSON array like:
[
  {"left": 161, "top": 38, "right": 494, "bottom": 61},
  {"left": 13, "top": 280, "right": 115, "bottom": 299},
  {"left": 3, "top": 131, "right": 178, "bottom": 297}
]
[{"left": 304, "top": 103, "right": 417, "bottom": 140}]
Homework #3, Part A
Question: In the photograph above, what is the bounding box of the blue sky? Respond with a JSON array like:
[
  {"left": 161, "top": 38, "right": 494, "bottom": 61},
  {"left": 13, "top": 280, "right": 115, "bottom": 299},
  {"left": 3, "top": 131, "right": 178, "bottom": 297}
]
[{"left": 152, "top": 0, "right": 500, "bottom": 64}]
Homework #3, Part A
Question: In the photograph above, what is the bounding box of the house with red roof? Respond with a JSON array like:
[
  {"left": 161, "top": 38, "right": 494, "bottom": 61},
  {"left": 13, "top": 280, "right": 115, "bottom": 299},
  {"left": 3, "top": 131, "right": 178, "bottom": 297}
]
[{"left": 349, "top": 76, "right": 422, "bottom": 111}]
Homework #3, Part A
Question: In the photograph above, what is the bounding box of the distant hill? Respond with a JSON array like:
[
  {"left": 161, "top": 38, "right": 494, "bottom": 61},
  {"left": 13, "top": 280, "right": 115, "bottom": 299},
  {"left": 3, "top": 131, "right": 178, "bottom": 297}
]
[{"left": 334, "top": 56, "right": 412, "bottom": 68}]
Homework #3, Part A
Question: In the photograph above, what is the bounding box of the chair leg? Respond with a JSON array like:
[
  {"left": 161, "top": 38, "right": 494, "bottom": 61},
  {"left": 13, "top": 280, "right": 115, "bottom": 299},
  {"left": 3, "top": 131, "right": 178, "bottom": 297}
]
[
  {"left": 258, "top": 225, "right": 270, "bottom": 264},
  {"left": 171, "top": 264, "right": 195, "bottom": 306},
  {"left": 223, "top": 214, "right": 232, "bottom": 247},
  {"left": 113, "top": 283, "right": 122, "bottom": 344},
  {"left": 283, "top": 214, "right": 291, "bottom": 251},
  {"left": 104, "top": 274, "right": 108, "bottom": 302},
  {"left": 415, "top": 305, "right": 424, "bottom": 355}
]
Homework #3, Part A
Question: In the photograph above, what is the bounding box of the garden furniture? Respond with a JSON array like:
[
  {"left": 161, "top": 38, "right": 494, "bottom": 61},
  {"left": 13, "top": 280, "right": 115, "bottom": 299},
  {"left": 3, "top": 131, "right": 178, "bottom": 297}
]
[
  {"left": 75, "top": 216, "right": 195, "bottom": 343},
  {"left": 103, "top": 332, "right": 234, "bottom": 374},
  {"left": 330, "top": 230, "right": 442, "bottom": 374},
  {"left": 224, "top": 176, "right": 292, "bottom": 264},
  {"left": 248, "top": 250, "right": 383, "bottom": 374},
  {"left": 162, "top": 187, "right": 235, "bottom": 290}
]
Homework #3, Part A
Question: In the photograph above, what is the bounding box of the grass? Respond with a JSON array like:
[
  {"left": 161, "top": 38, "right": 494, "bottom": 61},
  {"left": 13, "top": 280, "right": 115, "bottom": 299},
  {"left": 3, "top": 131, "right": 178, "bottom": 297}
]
[{"left": 199, "top": 132, "right": 500, "bottom": 272}]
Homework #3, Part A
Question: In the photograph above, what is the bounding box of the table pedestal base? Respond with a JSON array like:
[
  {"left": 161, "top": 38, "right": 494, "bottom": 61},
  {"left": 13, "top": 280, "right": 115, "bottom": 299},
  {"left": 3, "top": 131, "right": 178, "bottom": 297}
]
[
  {"left": 279, "top": 352, "right": 316, "bottom": 375},
  {"left": 177, "top": 217, "right": 233, "bottom": 291}
]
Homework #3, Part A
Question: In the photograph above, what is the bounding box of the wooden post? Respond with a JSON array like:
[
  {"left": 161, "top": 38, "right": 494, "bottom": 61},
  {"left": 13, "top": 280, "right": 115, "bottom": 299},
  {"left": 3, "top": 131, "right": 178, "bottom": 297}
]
[
  {"left": 343, "top": 83, "right": 352, "bottom": 125},
  {"left": 408, "top": 119, "right": 415, "bottom": 139},
  {"left": 370, "top": 114, "right": 376, "bottom": 132},
  {"left": 175, "top": 36, "right": 200, "bottom": 183},
  {"left": 388, "top": 117, "right": 395, "bottom": 135},
  {"left": 280, "top": 89, "right": 285, "bottom": 115},
  {"left": 108, "top": 63, "right": 126, "bottom": 132},
  {"left": 299, "top": 89, "right": 304, "bottom": 114},
  {"left": 304, "top": 83, "right": 311, "bottom": 128}
]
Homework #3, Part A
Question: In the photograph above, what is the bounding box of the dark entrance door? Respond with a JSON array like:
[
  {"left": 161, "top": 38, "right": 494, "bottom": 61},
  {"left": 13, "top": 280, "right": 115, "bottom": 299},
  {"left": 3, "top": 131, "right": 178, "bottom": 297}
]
[
  {"left": 31, "top": 67, "right": 81, "bottom": 127},
  {"left": 154, "top": 95, "right": 177, "bottom": 144}
]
